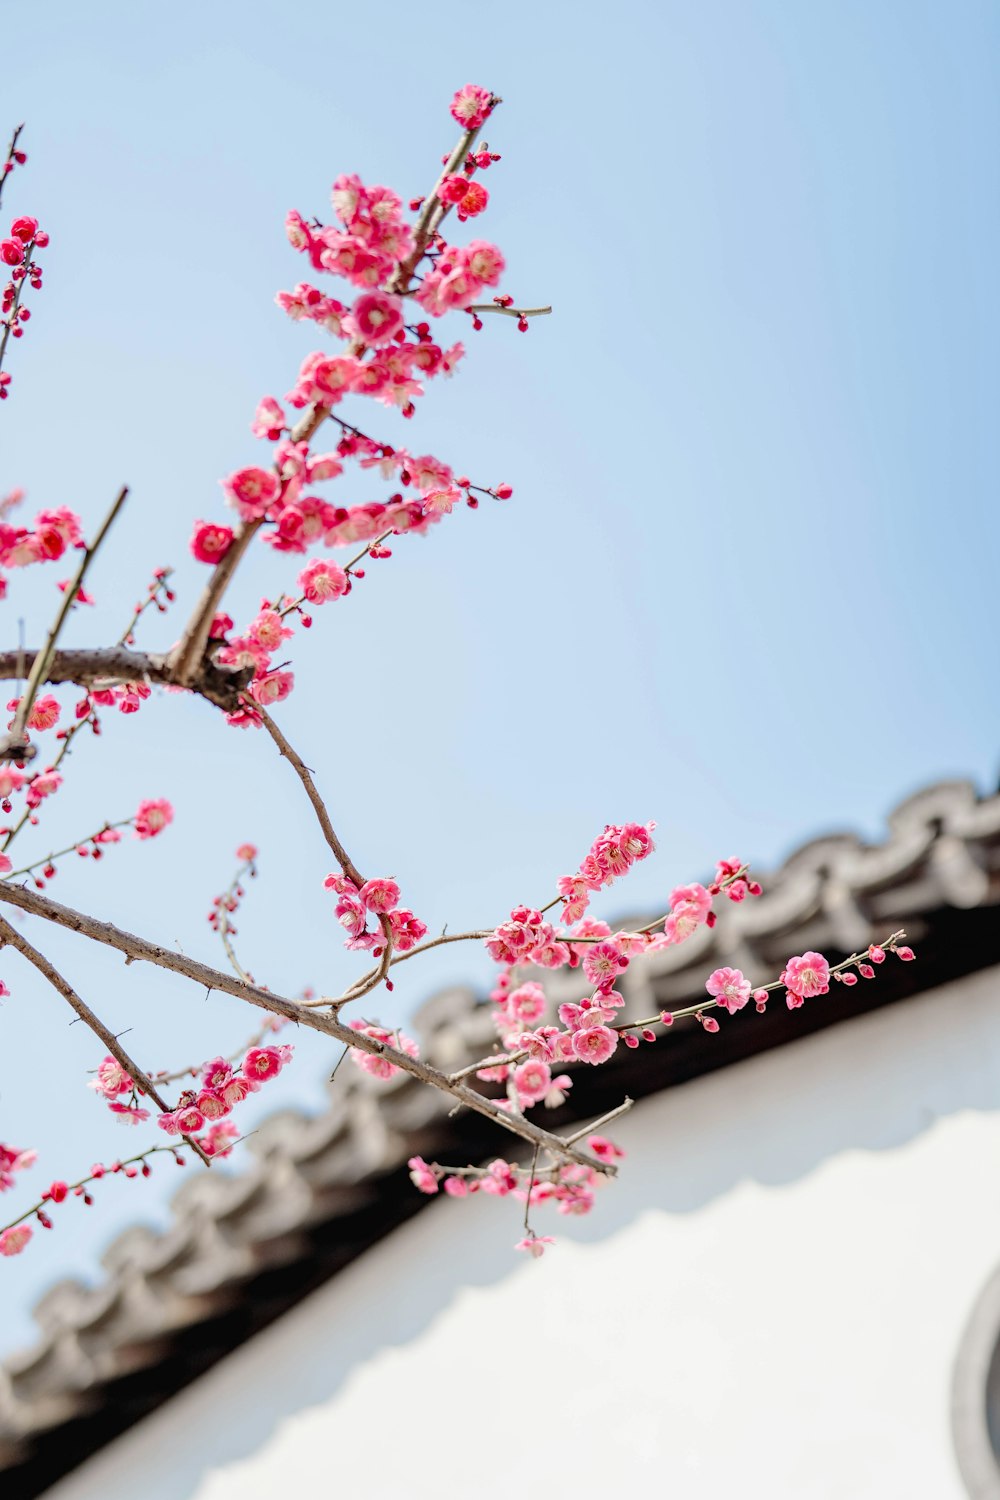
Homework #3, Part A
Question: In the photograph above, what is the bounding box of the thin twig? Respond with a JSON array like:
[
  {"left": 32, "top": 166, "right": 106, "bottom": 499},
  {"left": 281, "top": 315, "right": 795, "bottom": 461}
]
[
  {"left": 0, "top": 914, "right": 211, "bottom": 1166},
  {"left": 1, "top": 487, "right": 130, "bottom": 761}
]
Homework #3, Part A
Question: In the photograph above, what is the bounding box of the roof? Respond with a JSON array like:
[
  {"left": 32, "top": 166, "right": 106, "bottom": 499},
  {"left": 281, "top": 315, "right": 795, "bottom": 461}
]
[{"left": 2, "top": 776, "right": 999, "bottom": 1497}]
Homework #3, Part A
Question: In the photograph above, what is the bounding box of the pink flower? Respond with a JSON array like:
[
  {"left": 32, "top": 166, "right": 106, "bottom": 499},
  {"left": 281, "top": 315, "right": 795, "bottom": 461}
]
[
  {"left": 157, "top": 1111, "right": 182, "bottom": 1136},
  {"left": 0, "top": 1224, "right": 32, "bottom": 1256},
  {"left": 408, "top": 1156, "right": 439, "bottom": 1194},
  {"left": 222, "top": 466, "right": 281, "bottom": 521},
  {"left": 107, "top": 1103, "right": 150, "bottom": 1125},
  {"left": 514, "top": 1059, "right": 552, "bottom": 1106},
  {"left": 515, "top": 1234, "right": 555, "bottom": 1259},
  {"left": 705, "top": 966, "right": 751, "bottom": 1014},
  {"left": 588, "top": 1135, "right": 625, "bottom": 1161},
  {"left": 781, "top": 951, "right": 831, "bottom": 1000},
  {"left": 243, "top": 1046, "right": 284, "bottom": 1083},
  {"left": 249, "top": 670, "right": 294, "bottom": 707},
  {"left": 134, "top": 798, "right": 173, "bottom": 839},
  {"left": 201, "top": 1057, "right": 233, "bottom": 1089},
  {"left": 359, "top": 877, "right": 400, "bottom": 914},
  {"left": 26, "top": 694, "right": 59, "bottom": 731},
  {"left": 387, "top": 907, "right": 427, "bottom": 951},
  {"left": 190, "top": 521, "right": 235, "bottom": 564},
  {"left": 201, "top": 1122, "right": 239, "bottom": 1158},
  {"left": 175, "top": 1105, "right": 206, "bottom": 1133},
  {"left": 196, "top": 1089, "right": 231, "bottom": 1120},
  {"left": 88, "top": 1055, "right": 133, "bottom": 1098},
  {"left": 350, "top": 290, "right": 404, "bottom": 346},
  {"left": 571, "top": 1025, "right": 618, "bottom": 1065},
  {"left": 583, "top": 940, "right": 627, "bottom": 993},
  {"left": 896, "top": 945, "right": 916, "bottom": 962},
  {"left": 456, "top": 181, "right": 489, "bottom": 219},
  {"left": 299, "top": 558, "right": 348, "bottom": 603},
  {"left": 251, "top": 396, "right": 285, "bottom": 440},
  {"left": 10, "top": 216, "right": 38, "bottom": 243},
  {"left": 220, "top": 1075, "right": 250, "bottom": 1109},
  {"left": 450, "top": 84, "right": 494, "bottom": 131},
  {"left": 236, "top": 843, "right": 257, "bottom": 863}
]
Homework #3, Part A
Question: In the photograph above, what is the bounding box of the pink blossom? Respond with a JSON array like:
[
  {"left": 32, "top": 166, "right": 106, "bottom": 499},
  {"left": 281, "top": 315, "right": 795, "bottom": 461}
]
[
  {"left": 583, "top": 940, "right": 628, "bottom": 993},
  {"left": 190, "top": 521, "right": 235, "bottom": 564},
  {"left": 158, "top": 1111, "right": 182, "bottom": 1136},
  {"left": 251, "top": 396, "right": 285, "bottom": 440},
  {"left": 408, "top": 1156, "right": 439, "bottom": 1194},
  {"left": 896, "top": 945, "right": 916, "bottom": 961},
  {"left": 201, "top": 1122, "right": 239, "bottom": 1158},
  {"left": 134, "top": 798, "right": 173, "bottom": 840},
  {"left": 249, "top": 670, "right": 295, "bottom": 707},
  {"left": 201, "top": 1057, "right": 233, "bottom": 1089},
  {"left": 450, "top": 84, "right": 494, "bottom": 131},
  {"left": 0, "top": 1143, "right": 36, "bottom": 1193},
  {"left": 222, "top": 466, "right": 281, "bottom": 521},
  {"left": 107, "top": 1103, "right": 150, "bottom": 1125},
  {"left": 175, "top": 1104, "right": 206, "bottom": 1133},
  {"left": 359, "top": 877, "right": 400, "bottom": 914},
  {"left": 588, "top": 1135, "right": 625, "bottom": 1162},
  {"left": 248, "top": 609, "right": 293, "bottom": 652},
  {"left": 24, "top": 694, "right": 60, "bottom": 731},
  {"left": 88, "top": 1056, "right": 133, "bottom": 1099},
  {"left": 243, "top": 1046, "right": 284, "bottom": 1083},
  {"left": 299, "top": 558, "right": 348, "bottom": 603},
  {"left": 387, "top": 907, "right": 428, "bottom": 951},
  {"left": 705, "top": 966, "right": 751, "bottom": 1013},
  {"left": 781, "top": 951, "right": 831, "bottom": 1000},
  {"left": 220, "top": 1075, "right": 250, "bottom": 1109},
  {"left": 515, "top": 1234, "right": 555, "bottom": 1258},
  {"left": 456, "top": 181, "right": 489, "bottom": 219},
  {"left": 0, "top": 1225, "right": 32, "bottom": 1256},
  {"left": 196, "top": 1089, "right": 231, "bottom": 1121},
  {"left": 480, "top": 1159, "right": 518, "bottom": 1196},
  {"left": 443, "top": 1176, "right": 468, "bottom": 1196},
  {"left": 571, "top": 1025, "right": 619, "bottom": 1065},
  {"left": 349, "top": 290, "right": 404, "bottom": 345},
  {"left": 514, "top": 1058, "right": 552, "bottom": 1106}
]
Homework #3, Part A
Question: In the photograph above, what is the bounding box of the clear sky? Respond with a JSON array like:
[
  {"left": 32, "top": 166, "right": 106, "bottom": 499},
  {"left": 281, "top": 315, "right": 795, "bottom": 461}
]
[{"left": 1, "top": 0, "right": 998, "bottom": 1351}]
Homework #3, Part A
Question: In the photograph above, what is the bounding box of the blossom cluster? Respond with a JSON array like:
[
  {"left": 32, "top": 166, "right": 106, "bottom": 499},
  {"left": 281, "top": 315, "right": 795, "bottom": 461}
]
[
  {"left": 323, "top": 870, "right": 427, "bottom": 958},
  {"left": 0, "top": 157, "right": 48, "bottom": 401},
  {"left": 188, "top": 85, "right": 519, "bottom": 728}
]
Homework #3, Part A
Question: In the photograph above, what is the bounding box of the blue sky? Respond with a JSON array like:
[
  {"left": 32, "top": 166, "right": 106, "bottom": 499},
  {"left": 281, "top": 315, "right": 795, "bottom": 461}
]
[{"left": 1, "top": 0, "right": 997, "bottom": 1349}]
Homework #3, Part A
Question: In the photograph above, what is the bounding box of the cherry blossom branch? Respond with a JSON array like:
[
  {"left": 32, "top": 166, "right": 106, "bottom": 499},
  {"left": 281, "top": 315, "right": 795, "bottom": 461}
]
[
  {"left": 0, "top": 123, "right": 25, "bottom": 212},
  {"left": 0, "top": 646, "right": 253, "bottom": 710},
  {"left": 150, "top": 1017, "right": 280, "bottom": 1086},
  {"left": 168, "top": 109, "right": 497, "bottom": 691},
  {"left": 467, "top": 303, "right": 552, "bottom": 319},
  {"left": 0, "top": 880, "right": 612, "bottom": 1174},
  {"left": 0, "top": 487, "right": 129, "bottom": 762},
  {"left": 2, "top": 817, "right": 130, "bottom": 876},
  {"left": 0, "top": 1143, "right": 196, "bottom": 1237},
  {"left": 0, "top": 914, "right": 211, "bottom": 1165}
]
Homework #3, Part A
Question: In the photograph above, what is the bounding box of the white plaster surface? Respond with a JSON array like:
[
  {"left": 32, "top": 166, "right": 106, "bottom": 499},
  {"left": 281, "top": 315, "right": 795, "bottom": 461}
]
[{"left": 46, "top": 965, "right": 1000, "bottom": 1499}]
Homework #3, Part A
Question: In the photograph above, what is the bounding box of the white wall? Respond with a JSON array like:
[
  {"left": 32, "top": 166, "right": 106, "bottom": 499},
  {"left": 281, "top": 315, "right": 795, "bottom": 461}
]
[{"left": 47, "top": 966, "right": 1000, "bottom": 1500}]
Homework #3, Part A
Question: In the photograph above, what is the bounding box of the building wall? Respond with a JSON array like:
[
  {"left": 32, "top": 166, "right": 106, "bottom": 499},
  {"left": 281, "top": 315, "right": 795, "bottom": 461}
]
[{"left": 47, "top": 966, "right": 1000, "bottom": 1500}]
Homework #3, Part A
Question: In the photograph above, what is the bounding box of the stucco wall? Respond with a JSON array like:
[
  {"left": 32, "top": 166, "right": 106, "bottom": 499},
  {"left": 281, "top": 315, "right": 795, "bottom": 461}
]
[{"left": 46, "top": 965, "right": 1000, "bottom": 1499}]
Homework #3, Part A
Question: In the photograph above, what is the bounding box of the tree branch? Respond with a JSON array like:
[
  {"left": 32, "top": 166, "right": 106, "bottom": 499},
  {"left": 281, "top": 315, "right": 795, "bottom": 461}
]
[
  {"left": 0, "top": 646, "right": 253, "bottom": 711},
  {"left": 0, "top": 880, "right": 613, "bottom": 1175},
  {"left": 0, "top": 913, "right": 211, "bottom": 1165}
]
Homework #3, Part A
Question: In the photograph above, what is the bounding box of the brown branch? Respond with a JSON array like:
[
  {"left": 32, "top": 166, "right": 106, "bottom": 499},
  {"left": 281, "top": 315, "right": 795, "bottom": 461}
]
[
  {"left": 252, "top": 701, "right": 395, "bottom": 999},
  {"left": 0, "top": 880, "right": 612, "bottom": 1175},
  {"left": 0, "top": 647, "right": 253, "bottom": 711},
  {"left": 0, "top": 913, "right": 211, "bottom": 1166}
]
